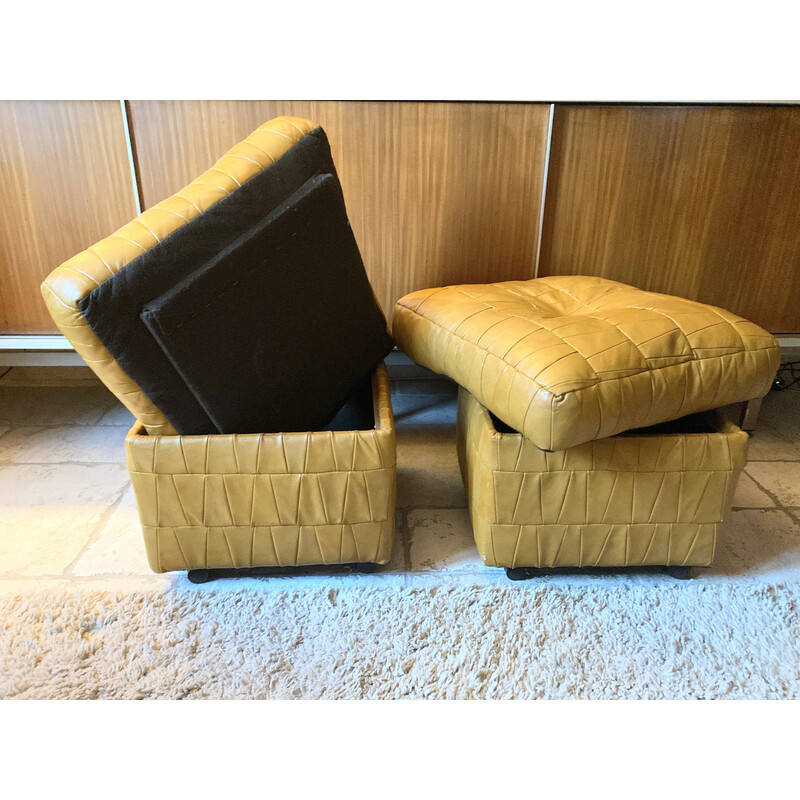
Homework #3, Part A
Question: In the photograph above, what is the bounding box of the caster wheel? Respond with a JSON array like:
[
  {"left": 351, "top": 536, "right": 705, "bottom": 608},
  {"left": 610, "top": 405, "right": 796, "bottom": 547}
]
[
  {"left": 188, "top": 569, "right": 212, "bottom": 584},
  {"left": 353, "top": 562, "right": 379, "bottom": 574},
  {"left": 505, "top": 567, "right": 532, "bottom": 581},
  {"left": 665, "top": 565, "right": 692, "bottom": 580}
]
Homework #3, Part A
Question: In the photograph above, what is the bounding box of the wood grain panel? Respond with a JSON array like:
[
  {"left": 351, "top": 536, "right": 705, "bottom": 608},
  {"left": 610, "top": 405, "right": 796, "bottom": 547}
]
[
  {"left": 0, "top": 101, "right": 138, "bottom": 333},
  {"left": 128, "top": 101, "right": 551, "bottom": 319},
  {"left": 538, "top": 104, "right": 800, "bottom": 332}
]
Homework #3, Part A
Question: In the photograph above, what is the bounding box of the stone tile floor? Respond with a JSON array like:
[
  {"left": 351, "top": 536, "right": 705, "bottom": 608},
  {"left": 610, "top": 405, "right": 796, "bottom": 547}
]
[{"left": 1, "top": 365, "right": 799, "bottom": 595}]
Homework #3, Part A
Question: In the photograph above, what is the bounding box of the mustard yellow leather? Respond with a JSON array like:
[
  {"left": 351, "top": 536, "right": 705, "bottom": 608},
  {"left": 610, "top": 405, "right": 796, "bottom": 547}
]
[
  {"left": 41, "top": 116, "right": 318, "bottom": 436},
  {"left": 125, "top": 364, "right": 396, "bottom": 573},
  {"left": 394, "top": 276, "right": 780, "bottom": 451},
  {"left": 457, "top": 387, "right": 748, "bottom": 569}
]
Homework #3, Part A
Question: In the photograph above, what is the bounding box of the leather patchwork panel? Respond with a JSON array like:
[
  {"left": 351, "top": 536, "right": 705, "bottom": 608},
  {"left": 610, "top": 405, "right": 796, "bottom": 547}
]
[
  {"left": 395, "top": 275, "right": 780, "bottom": 451},
  {"left": 140, "top": 521, "right": 395, "bottom": 573},
  {"left": 456, "top": 386, "right": 747, "bottom": 569},
  {"left": 127, "top": 364, "right": 396, "bottom": 573},
  {"left": 486, "top": 523, "right": 717, "bottom": 570}
]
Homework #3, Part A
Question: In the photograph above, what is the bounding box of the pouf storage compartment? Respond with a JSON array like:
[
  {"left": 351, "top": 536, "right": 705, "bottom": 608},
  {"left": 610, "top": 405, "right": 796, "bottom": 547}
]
[
  {"left": 126, "top": 364, "right": 396, "bottom": 573},
  {"left": 457, "top": 387, "right": 748, "bottom": 571}
]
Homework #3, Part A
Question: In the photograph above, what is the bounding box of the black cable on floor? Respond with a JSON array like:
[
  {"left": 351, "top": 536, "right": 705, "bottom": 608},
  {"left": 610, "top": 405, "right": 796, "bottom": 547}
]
[{"left": 773, "top": 361, "right": 800, "bottom": 391}]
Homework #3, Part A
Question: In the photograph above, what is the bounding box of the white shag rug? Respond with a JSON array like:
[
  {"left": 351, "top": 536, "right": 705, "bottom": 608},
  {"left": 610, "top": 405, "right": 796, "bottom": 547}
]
[{"left": 1, "top": 581, "right": 798, "bottom": 699}]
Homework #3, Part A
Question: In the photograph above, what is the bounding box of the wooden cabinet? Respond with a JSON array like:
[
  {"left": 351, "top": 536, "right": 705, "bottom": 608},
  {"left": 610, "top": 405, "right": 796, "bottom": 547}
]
[
  {"left": 1, "top": 100, "right": 799, "bottom": 336},
  {"left": 0, "top": 101, "right": 138, "bottom": 333},
  {"left": 538, "top": 104, "right": 800, "bottom": 332}
]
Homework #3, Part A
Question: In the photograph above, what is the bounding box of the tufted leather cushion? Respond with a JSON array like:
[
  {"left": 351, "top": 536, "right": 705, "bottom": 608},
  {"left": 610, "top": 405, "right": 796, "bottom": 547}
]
[
  {"left": 393, "top": 276, "right": 780, "bottom": 451},
  {"left": 139, "top": 172, "right": 393, "bottom": 434}
]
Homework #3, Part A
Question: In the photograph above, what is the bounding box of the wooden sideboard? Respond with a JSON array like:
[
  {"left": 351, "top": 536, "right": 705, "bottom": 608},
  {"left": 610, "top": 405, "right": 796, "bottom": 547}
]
[
  {"left": 1, "top": 100, "right": 798, "bottom": 336},
  {"left": 538, "top": 104, "right": 800, "bottom": 333},
  {"left": 0, "top": 100, "right": 138, "bottom": 333}
]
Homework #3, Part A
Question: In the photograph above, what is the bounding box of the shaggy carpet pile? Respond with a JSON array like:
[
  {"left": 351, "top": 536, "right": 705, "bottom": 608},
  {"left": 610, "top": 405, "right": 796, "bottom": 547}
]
[{"left": 1, "top": 581, "right": 798, "bottom": 699}]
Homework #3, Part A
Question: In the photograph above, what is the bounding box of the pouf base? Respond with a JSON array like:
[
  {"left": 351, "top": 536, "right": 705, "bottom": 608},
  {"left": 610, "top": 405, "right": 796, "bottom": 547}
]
[{"left": 457, "top": 387, "right": 748, "bottom": 570}]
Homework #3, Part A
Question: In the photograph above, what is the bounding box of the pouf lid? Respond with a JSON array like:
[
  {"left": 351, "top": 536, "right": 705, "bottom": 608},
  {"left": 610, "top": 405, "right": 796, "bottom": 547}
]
[{"left": 393, "top": 276, "right": 780, "bottom": 451}]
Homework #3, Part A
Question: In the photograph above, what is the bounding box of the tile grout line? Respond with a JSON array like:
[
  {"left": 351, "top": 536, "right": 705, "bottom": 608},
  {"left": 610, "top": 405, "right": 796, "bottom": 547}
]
[
  {"left": 0, "top": 575, "right": 172, "bottom": 586},
  {"left": 741, "top": 469, "right": 800, "bottom": 523},
  {"left": 782, "top": 507, "right": 800, "bottom": 528},
  {"left": 60, "top": 480, "right": 134, "bottom": 580}
]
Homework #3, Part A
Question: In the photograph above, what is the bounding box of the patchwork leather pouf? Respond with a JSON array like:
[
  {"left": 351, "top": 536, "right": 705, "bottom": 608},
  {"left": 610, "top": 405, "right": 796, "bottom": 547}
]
[
  {"left": 42, "top": 117, "right": 396, "bottom": 580},
  {"left": 394, "top": 275, "right": 780, "bottom": 578}
]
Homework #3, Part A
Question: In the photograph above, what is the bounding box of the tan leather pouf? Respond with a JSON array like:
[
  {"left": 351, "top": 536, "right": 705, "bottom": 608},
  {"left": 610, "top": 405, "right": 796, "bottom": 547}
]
[
  {"left": 394, "top": 275, "right": 779, "bottom": 578},
  {"left": 457, "top": 386, "right": 747, "bottom": 578},
  {"left": 41, "top": 117, "right": 397, "bottom": 581},
  {"left": 126, "top": 364, "right": 396, "bottom": 578}
]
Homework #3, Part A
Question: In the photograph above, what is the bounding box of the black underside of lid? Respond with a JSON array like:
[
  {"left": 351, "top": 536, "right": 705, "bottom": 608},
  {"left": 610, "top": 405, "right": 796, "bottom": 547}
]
[{"left": 139, "top": 173, "right": 393, "bottom": 434}]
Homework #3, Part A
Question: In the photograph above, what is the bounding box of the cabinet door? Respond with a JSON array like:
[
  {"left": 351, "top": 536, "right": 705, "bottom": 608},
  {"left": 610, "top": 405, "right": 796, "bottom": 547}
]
[
  {"left": 127, "top": 100, "right": 552, "bottom": 318},
  {"left": 0, "top": 100, "right": 138, "bottom": 333},
  {"left": 538, "top": 104, "right": 800, "bottom": 332}
]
